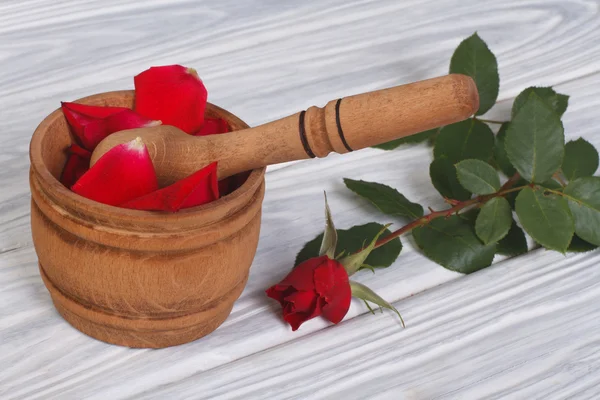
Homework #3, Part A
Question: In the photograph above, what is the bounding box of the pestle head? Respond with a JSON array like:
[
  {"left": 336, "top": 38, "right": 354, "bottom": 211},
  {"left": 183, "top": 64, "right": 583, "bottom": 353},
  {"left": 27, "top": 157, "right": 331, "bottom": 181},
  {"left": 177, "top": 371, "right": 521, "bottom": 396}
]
[
  {"left": 90, "top": 125, "right": 216, "bottom": 187},
  {"left": 90, "top": 125, "right": 187, "bottom": 166}
]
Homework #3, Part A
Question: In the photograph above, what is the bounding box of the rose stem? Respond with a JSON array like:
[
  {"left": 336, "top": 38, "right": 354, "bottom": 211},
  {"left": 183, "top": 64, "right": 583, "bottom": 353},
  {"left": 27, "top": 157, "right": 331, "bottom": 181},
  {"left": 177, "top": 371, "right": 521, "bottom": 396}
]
[{"left": 373, "top": 173, "right": 523, "bottom": 250}]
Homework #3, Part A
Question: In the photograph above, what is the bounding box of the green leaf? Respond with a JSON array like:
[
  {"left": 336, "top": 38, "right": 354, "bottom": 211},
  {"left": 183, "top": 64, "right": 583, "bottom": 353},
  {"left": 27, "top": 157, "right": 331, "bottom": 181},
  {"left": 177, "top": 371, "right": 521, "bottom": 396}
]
[
  {"left": 449, "top": 32, "right": 499, "bottom": 115},
  {"left": 515, "top": 187, "right": 573, "bottom": 252},
  {"left": 434, "top": 119, "right": 495, "bottom": 164},
  {"left": 505, "top": 93, "right": 565, "bottom": 183},
  {"left": 373, "top": 129, "right": 438, "bottom": 150},
  {"left": 497, "top": 221, "right": 528, "bottom": 256},
  {"left": 475, "top": 197, "right": 512, "bottom": 244},
  {"left": 539, "top": 179, "right": 563, "bottom": 190},
  {"left": 512, "top": 87, "right": 569, "bottom": 118},
  {"left": 343, "top": 179, "right": 423, "bottom": 219},
  {"left": 493, "top": 122, "right": 516, "bottom": 177},
  {"left": 350, "top": 281, "right": 404, "bottom": 327},
  {"left": 563, "top": 177, "right": 600, "bottom": 246},
  {"left": 412, "top": 214, "right": 496, "bottom": 273},
  {"left": 430, "top": 157, "right": 472, "bottom": 201},
  {"left": 562, "top": 138, "right": 599, "bottom": 181},
  {"left": 455, "top": 159, "right": 501, "bottom": 195},
  {"left": 295, "top": 223, "right": 402, "bottom": 268},
  {"left": 568, "top": 235, "right": 598, "bottom": 253},
  {"left": 459, "top": 208, "right": 480, "bottom": 224},
  {"left": 319, "top": 193, "right": 338, "bottom": 259}
]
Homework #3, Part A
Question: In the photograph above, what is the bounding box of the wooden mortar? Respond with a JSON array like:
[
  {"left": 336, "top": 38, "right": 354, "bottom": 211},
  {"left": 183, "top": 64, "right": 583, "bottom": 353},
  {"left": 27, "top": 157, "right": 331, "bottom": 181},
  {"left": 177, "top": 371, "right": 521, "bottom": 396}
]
[{"left": 29, "top": 91, "right": 265, "bottom": 348}]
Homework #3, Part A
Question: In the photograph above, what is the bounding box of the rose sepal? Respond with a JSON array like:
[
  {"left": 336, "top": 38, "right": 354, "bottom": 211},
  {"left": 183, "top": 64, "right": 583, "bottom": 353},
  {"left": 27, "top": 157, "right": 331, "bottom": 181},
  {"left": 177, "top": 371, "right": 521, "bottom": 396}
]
[
  {"left": 340, "top": 223, "right": 391, "bottom": 276},
  {"left": 318, "top": 192, "right": 338, "bottom": 259},
  {"left": 350, "top": 281, "right": 405, "bottom": 327}
]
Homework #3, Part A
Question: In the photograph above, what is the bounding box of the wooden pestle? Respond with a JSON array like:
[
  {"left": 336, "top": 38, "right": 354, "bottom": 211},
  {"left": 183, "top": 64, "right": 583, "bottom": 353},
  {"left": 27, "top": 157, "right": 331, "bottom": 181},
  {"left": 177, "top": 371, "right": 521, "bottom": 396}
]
[{"left": 91, "top": 74, "right": 479, "bottom": 186}]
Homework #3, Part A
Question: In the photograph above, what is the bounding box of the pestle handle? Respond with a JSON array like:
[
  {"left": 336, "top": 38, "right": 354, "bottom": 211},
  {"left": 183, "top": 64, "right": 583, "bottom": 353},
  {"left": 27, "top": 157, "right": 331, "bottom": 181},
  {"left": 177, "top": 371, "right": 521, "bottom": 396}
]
[
  {"left": 91, "top": 74, "right": 479, "bottom": 185},
  {"left": 213, "top": 74, "right": 479, "bottom": 177}
]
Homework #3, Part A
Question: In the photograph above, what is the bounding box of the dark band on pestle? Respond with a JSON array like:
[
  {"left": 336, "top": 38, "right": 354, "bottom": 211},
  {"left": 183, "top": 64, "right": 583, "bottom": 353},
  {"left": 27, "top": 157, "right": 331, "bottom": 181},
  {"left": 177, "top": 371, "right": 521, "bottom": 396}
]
[
  {"left": 335, "top": 98, "right": 353, "bottom": 152},
  {"left": 298, "top": 110, "right": 316, "bottom": 158}
]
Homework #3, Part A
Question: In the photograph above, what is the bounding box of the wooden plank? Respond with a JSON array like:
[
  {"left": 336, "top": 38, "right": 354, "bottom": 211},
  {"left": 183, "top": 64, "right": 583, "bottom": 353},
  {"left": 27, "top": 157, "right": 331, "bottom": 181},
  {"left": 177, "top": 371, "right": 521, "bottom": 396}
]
[
  {"left": 6, "top": 71, "right": 599, "bottom": 400},
  {"left": 1, "top": 0, "right": 600, "bottom": 398},
  {"left": 138, "top": 249, "right": 600, "bottom": 400}
]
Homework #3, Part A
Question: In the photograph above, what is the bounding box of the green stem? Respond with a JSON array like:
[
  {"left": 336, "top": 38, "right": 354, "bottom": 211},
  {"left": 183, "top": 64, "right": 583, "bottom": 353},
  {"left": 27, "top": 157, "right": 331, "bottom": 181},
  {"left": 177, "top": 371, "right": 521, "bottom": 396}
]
[
  {"left": 543, "top": 187, "right": 583, "bottom": 206},
  {"left": 544, "top": 188, "right": 567, "bottom": 197},
  {"left": 477, "top": 118, "right": 508, "bottom": 125},
  {"left": 373, "top": 174, "right": 523, "bottom": 249}
]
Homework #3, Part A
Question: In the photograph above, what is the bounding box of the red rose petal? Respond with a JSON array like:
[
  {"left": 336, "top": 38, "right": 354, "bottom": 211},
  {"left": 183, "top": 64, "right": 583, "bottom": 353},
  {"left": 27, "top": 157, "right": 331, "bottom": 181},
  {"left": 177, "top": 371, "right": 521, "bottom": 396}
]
[
  {"left": 180, "top": 163, "right": 219, "bottom": 209},
  {"left": 282, "top": 295, "right": 324, "bottom": 332},
  {"left": 72, "top": 137, "right": 158, "bottom": 206},
  {"left": 61, "top": 102, "right": 129, "bottom": 148},
  {"left": 283, "top": 290, "right": 316, "bottom": 314},
  {"left": 61, "top": 102, "right": 129, "bottom": 118},
  {"left": 120, "top": 162, "right": 218, "bottom": 212},
  {"left": 283, "top": 310, "right": 306, "bottom": 332},
  {"left": 321, "top": 283, "right": 351, "bottom": 324},
  {"left": 196, "top": 119, "right": 240, "bottom": 196},
  {"left": 82, "top": 109, "right": 160, "bottom": 150},
  {"left": 134, "top": 65, "right": 208, "bottom": 134},
  {"left": 313, "top": 260, "right": 337, "bottom": 297},
  {"left": 60, "top": 155, "right": 88, "bottom": 188},
  {"left": 68, "top": 143, "right": 92, "bottom": 159},
  {"left": 266, "top": 285, "right": 288, "bottom": 305},
  {"left": 275, "top": 255, "right": 329, "bottom": 292},
  {"left": 320, "top": 262, "right": 351, "bottom": 325},
  {"left": 194, "top": 118, "right": 229, "bottom": 136},
  {"left": 59, "top": 144, "right": 92, "bottom": 188}
]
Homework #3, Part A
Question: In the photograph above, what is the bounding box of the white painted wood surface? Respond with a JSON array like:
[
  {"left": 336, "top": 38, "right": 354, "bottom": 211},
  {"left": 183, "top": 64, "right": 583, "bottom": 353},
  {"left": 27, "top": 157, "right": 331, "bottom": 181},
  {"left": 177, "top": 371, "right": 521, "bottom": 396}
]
[{"left": 1, "top": 0, "right": 600, "bottom": 398}]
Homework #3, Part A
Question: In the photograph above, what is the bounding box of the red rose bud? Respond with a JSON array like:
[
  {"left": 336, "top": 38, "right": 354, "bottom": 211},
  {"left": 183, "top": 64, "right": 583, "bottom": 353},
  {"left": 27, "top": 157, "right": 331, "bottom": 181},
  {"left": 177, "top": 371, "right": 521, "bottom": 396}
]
[
  {"left": 266, "top": 255, "right": 351, "bottom": 331},
  {"left": 194, "top": 118, "right": 229, "bottom": 136},
  {"left": 134, "top": 65, "right": 208, "bottom": 134},
  {"left": 82, "top": 109, "right": 161, "bottom": 150},
  {"left": 121, "top": 162, "right": 219, "bottom": 211},
  {"left": 60, "top": 144, "right": 92, "bottom": 188},
  {"left": 61, "top": 102, "right": 129, "bottom": 144},
  {"left": 72, "top": 137, "right": 158, "bottom": 206}
]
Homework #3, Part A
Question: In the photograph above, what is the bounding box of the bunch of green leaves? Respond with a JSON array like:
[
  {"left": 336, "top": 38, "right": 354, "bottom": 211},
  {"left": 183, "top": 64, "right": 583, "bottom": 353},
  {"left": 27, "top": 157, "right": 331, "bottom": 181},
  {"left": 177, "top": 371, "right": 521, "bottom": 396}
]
[{"left": 296, "top": 33, "right": 600, "bottom": 275}]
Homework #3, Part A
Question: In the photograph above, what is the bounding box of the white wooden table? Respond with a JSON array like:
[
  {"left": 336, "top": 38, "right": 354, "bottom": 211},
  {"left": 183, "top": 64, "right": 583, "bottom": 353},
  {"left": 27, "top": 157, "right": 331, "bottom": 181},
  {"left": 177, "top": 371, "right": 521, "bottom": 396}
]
[{"left": 2, "top": 0, "right": 600, "bottom": 398}]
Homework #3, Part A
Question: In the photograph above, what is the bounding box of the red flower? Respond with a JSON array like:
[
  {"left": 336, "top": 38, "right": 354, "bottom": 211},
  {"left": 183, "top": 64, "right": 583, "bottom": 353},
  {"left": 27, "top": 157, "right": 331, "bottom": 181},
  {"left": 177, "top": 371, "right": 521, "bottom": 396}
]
[
  {"left": 266, "top": 256, "right": 351, "bottom": 331},
  {"left": 134, "top": 65, "right": 208, "bottom": 134},
  {"left": 121, "top": 162, "right": 219, "bottom": 211},
  {"left": 72, "top": 137, "right": 158, "bottom": 206}
]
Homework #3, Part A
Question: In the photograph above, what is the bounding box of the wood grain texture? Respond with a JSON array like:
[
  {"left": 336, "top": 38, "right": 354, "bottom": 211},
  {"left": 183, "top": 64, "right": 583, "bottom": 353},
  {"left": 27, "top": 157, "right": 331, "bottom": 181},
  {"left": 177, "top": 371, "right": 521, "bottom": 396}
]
[
  {"left": 2, "top": 0, "right": 600, "bottom": 398},
  {"left": 140, "top": 249, "right": 600, "bottom": 400}
]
